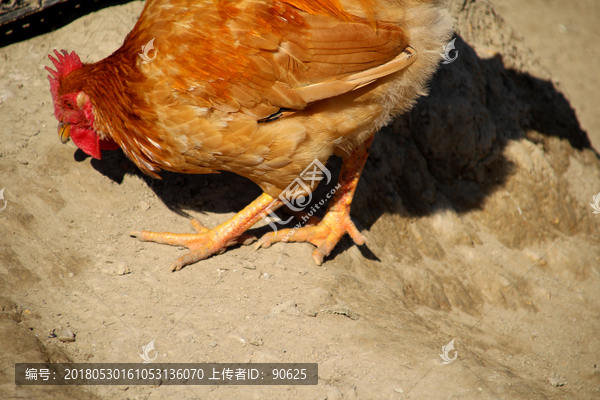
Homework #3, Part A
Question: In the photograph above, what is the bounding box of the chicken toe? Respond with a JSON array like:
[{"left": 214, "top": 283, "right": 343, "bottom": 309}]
[
  {"left": 255, "top": 208, "right": 366, "bottom": 265},
  {"left": 130, "top": 193, "right": 281, "bottom": 271}
]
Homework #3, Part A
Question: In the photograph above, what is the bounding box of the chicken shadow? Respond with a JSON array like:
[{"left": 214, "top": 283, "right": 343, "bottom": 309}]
[{"left": 82, "top": 34, "right": 594, "bottom": 265}]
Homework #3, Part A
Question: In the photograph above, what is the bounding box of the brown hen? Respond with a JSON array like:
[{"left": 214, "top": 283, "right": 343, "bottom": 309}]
[{"left": 47, "top": 0, "right": 452, "bottom": 270}]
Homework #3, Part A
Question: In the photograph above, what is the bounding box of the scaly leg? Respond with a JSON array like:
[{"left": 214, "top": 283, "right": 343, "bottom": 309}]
[
  {"left": 131, "top": 193, "right": 282, "bottom": 271},
  {"left": 255, "top": 136, "right": 373, "bottom": 265}
]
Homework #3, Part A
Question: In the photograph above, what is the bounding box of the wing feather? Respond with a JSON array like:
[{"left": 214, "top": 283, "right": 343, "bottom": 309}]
[{"left": 129, "top": 0, "right": 411, "bottom": 120}]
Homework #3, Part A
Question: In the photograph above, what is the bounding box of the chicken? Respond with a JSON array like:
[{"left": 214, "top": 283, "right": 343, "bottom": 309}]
[{"left": 47, "top": 0, "right": 452, "bottom": 271}]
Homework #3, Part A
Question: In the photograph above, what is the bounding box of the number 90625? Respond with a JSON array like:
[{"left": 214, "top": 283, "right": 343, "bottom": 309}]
[{"left": 272, "top": 369, "right": 307, "bottom": 380}]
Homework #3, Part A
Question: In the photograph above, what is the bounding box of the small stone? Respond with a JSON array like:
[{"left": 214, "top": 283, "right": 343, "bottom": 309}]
[
  {"left": 548, "top": 375, "right": 565, "bottom": 387},
  {"left": 19, "top": 159, "right": 29, "bottom": 165},
  {"left": 116, "top": 262, "right": 131, "bottom": 275},
  {"left": 525, "top": 250, "right": 547, "bottom": 266},
  {"left": 249, "top": 338, "right": 263, "bottom": 346},
  {"left": 240, "top": 260, "right": 256, "bottom": 270},
  {"left": 394, "top": 388, "right": 404, "bottom": 393},
  {"left": 328, "top": 305, "right": 359, "bottom": 320},
  {"left": 56, "top": 329, "right": 76, "bottom": 342},
  {"left": 305, "top": 310, "right": 318, "bottom": 317},
  {"left": 272, "top": 300, "right": 297, "bottom": 314},
  {"left": 139, "top": 201, "right": 150, "bottom": 211},
  {"left": 209, "top": 341, "right": 218, "bottom": 347},
  {"left": 68, "top": 272, "right": 74, "bottom": 278}
]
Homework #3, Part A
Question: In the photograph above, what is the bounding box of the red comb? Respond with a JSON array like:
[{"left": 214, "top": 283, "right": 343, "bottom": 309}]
[
  {"left": 46, "top": 50, "right": 83, "bottom": 118},
  {"left": 45, "top": 50, "right": 83, "bottom": 98},
  {"left": 45, "top": 49, "right": 83, "bottom": 79}
]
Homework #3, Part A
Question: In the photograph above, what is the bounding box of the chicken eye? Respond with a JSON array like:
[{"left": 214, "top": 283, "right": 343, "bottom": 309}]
[{"left": 64, "top": 100, "right": 74, "bottom": 110}]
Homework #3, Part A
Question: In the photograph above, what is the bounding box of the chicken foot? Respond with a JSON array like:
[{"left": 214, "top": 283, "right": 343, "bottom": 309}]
[
  {"left": 131, "top": 193, "right": 282, "bottom": 271},
  {"left": 255, "top": 136, "right": 373, "bottom": 265}
]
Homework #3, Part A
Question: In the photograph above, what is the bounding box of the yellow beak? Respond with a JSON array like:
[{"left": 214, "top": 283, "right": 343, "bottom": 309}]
[{"left": 58, "top": 122, "right": 71, "bottom": 144}]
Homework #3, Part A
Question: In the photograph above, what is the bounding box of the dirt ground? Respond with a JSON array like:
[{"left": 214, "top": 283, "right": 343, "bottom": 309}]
[{"left": 1, "top": 0, "right": 600, "bottom": 399}]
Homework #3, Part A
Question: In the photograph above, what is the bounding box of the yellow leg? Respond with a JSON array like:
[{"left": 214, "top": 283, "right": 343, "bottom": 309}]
[
  {"left": 255, "top": 136, "right": 373, "bottom": 265},
  {"left": 131, "top": 193, "right": 282, "bottom": 271}
]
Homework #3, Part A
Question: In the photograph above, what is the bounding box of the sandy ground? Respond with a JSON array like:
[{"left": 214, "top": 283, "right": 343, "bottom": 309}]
[{"left": 1, "top": 0, "right": 600, "bottom": 399}]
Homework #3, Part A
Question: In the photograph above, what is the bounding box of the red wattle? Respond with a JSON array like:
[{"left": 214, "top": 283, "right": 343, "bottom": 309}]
[{"left": 70, "top": 126, "right": 102, "bottom": 159}]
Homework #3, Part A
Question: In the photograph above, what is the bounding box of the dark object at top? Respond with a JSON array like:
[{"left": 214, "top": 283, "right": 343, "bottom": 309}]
[
  {"left": 0, "top": 0, "right": 67, "bottom": 26},
  {"left": 0, "top": 0, "right": 133, "bottom": 48}
]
